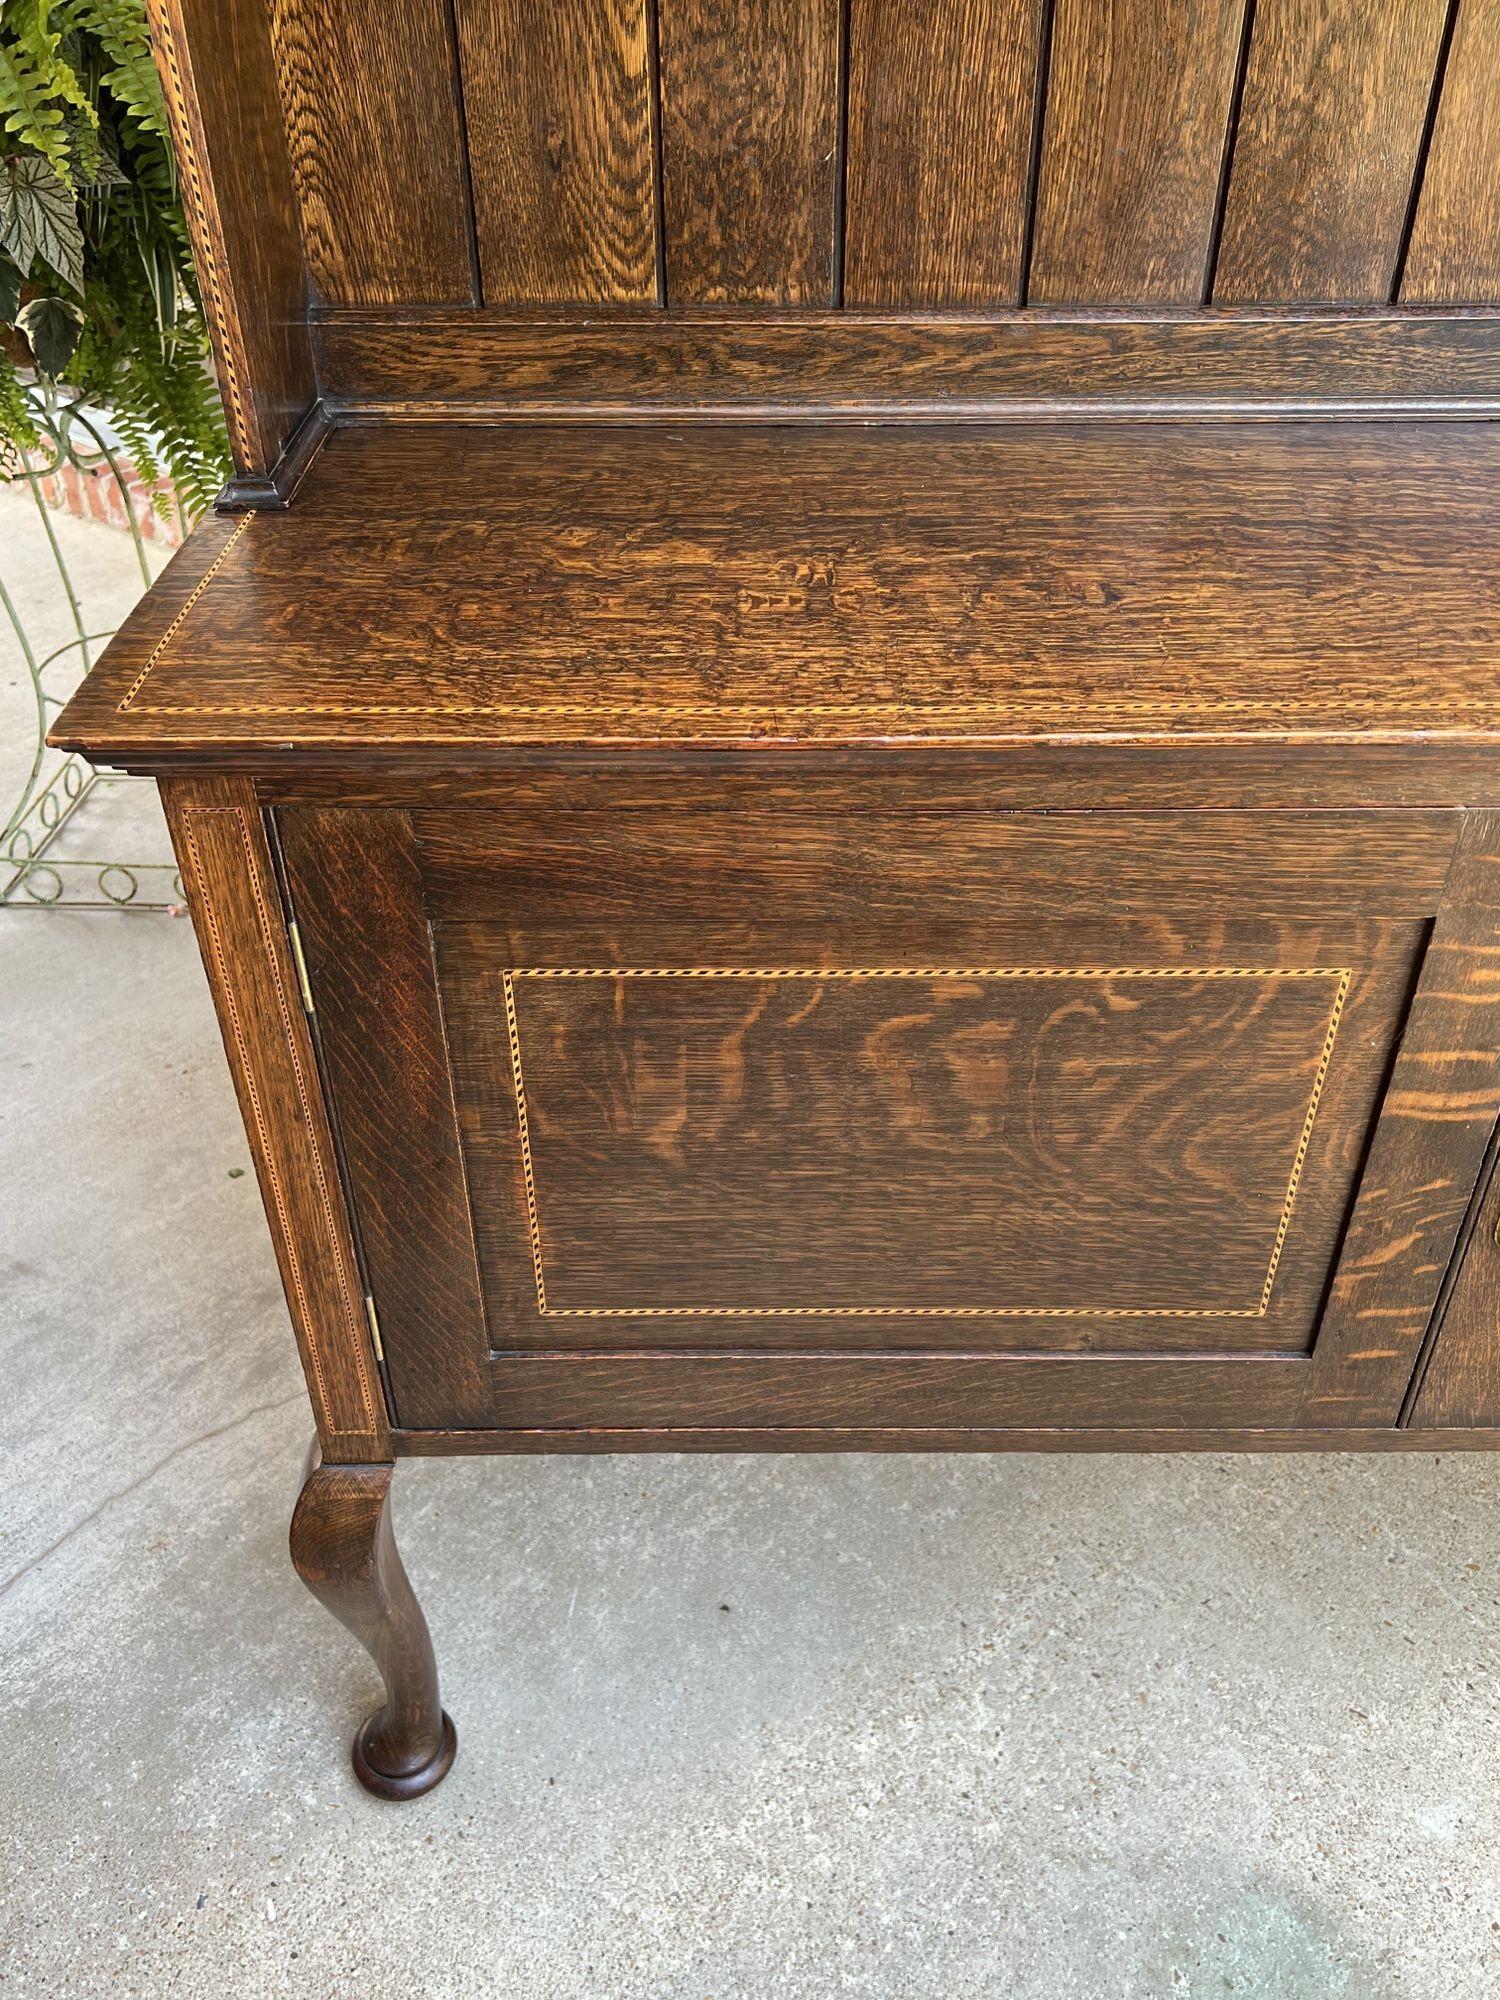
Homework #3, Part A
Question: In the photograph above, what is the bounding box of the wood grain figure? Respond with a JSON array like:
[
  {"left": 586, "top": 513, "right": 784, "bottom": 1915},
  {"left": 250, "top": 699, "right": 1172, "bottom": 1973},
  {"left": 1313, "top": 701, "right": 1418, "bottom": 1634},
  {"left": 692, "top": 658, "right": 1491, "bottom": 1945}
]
[
  {"left": 456, "top": 0, "right": 658, "bottom": 303},
  {"left": 1029, "top": 0, "right": 1248, "bottom": 304},
  {"left": 267, "top": 0, "right": 475, "bottom": 304},
  {"left": 1401, "top": 0, "right": 1500, "bottom": 305},
  {"left": 844, "top": 0, "right": 1043, "bottom": 305},
  {"left": 659, "top": 0, "right": 840, "bottom": 303},
  {"left": 1214, "top": 0, "right": 1452, "bottom": 302}
]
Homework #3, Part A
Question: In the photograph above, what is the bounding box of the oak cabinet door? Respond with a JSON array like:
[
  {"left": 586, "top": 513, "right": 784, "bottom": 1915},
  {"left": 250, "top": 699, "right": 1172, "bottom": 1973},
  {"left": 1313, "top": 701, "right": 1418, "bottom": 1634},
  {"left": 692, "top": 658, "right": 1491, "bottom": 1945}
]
[{"left": 280, "top": 805, "right": 1500, "bottom": 1439}]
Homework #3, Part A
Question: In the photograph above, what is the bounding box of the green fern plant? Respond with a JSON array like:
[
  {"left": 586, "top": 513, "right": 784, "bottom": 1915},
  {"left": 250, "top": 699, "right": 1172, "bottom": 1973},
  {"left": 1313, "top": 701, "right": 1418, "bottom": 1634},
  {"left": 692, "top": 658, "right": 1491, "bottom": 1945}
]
[
  {"left": 0, "top": 2, "right": 92, "bottom": 179},
  {"left": 0, "top": 0, "right": 229, "bottom": 516},
  {"left": 67, "top": 0, "right": 164, "bottom": 135}
]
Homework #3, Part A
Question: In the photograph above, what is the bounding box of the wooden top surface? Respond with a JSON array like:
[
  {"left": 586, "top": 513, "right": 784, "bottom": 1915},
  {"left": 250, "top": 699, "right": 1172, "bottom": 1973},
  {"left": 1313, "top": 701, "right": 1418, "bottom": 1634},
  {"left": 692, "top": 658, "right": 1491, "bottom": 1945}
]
[{"left": 54, "top": 419, "right": 1500, "bottom": 762}]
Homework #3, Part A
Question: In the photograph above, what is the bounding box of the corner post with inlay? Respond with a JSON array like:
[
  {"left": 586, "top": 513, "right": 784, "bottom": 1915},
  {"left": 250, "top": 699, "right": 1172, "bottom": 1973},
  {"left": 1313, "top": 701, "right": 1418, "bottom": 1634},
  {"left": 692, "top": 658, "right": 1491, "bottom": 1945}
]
[{"left": 162, "top": 775, "right": 454, "bottom": 1794}]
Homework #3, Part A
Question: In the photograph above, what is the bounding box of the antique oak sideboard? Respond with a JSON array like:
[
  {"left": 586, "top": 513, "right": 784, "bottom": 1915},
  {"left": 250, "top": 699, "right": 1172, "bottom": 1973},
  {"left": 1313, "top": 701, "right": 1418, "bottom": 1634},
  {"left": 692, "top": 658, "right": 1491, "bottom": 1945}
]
[{"left": 54, "top": 0, "right": 1500, "bottom": 1799}]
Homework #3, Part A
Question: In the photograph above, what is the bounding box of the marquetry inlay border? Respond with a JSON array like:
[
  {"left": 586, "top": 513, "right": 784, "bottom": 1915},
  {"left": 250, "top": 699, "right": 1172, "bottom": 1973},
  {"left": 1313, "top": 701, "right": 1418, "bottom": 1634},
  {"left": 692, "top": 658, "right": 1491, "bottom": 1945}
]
[
  {"left": 113, "top": 517, "right": 1500, "bottom": 728},
  {"left": 500, "top": 964, "right": 1352, "bottom": 1322},
  {"left": 146, "top": 2, "right": 255, "bottom": 466},
  {"left": 177, "top": 801, "right": 382, "bottom": 1441}
]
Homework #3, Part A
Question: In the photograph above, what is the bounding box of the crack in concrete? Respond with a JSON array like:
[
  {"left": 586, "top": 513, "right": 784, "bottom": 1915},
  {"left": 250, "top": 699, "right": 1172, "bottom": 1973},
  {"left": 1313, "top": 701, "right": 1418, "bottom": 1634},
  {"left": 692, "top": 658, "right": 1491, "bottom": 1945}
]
[{"left": 0, "top": 1391, "right": 304, "bottom": 1605}]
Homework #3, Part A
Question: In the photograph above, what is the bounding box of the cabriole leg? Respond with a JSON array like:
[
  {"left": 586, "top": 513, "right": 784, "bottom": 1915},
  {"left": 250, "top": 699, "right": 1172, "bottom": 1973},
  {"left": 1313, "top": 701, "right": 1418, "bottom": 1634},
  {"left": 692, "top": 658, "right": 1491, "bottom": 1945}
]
[{"left": 289, "top": 1448, "right": 456, "bottom": 1800}]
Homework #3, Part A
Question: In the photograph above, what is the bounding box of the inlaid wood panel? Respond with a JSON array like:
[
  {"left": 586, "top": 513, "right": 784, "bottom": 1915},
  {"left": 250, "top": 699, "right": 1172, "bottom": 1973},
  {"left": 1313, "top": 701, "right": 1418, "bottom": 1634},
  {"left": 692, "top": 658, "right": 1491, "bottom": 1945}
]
[
  {"left": 267, "top": 0, "right": 474, "bottom": 304},
  {"left": 271, "top": 799, "right": 1485, "bottom": 1434},
  {"left": 462, "top": 961, "right": 1363, "bottom": 1328},
  {"left": 844, "top": 0, "right": 1044, "bottom": 306},
  {"left": 1402, "top": 0, "right": 1500, "bottom": 305},
  {"left": 456, "top": 0, "right": 658, "bottom": 303},
  {"left": 421, "top": 806, "right": 1422, "bottom": 1367},
  {"left": 1215, "top": 0, "right": 1451, "bottom": 303},
  {"left": 659, "top": 0, "right": 839, "bottom": 304},
  {"left": 1030, "top": 0, "right": 1248, "bottom": 305}
]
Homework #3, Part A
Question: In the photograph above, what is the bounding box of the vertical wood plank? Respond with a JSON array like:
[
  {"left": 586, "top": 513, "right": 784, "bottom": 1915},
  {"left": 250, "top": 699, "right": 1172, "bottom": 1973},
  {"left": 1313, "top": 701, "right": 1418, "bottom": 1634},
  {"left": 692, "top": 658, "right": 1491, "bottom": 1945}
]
[
  {"left": 1408, "top": 1136, "right": 1500, "bottom": 1428},
  {"left": 268, "top": 0, "right": 474, "bottom": 305},
  {"left": 146, "top": 0, "right": 315, "bottom": 475},
  {"left": 844, "top": 0, "right": 1044, "bottom": 307},
  {"left": 1401, "top": 0, "right": 1500, "bottom": 305},
  {"left": 659, "top": 0, "right": 840, "bottom": 304},
  {"left": 1030, "top": 0, "right": 1248, "bottom": 305},
  {"left": 279, "top": 809, "right": 493, "bottom": 1431},
  {"left": 1215, "top": 0, "right": 1451, "bottom": 303},
  {"left": 1300, "top": 810, "right": 1500, "bottom": 1428},
  {"left": 457, "top": 0, "right": 658, "bottom": 304},
  {"left": 161, "top": 776, "right": 390, "bottom": 1463}
]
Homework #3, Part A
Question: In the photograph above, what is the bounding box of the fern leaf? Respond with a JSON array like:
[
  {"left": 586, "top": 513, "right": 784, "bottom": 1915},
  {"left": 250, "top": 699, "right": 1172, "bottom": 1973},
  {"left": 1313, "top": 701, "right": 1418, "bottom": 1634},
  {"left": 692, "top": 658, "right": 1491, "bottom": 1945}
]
[
  {"left": 0, "top": 350, "right": 41, "bottom": 470},
  {"left": 57, "top": 0, "right": 165, "bottom": 140},
  {"left": 0, "top": 2, "right": 96, "bottom": 185}
]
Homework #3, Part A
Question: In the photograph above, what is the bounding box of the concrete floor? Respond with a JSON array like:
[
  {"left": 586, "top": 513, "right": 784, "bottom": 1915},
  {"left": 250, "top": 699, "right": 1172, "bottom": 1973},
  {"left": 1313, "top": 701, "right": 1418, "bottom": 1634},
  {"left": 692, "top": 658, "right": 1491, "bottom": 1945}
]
[{"left": 3, "top": 909, "right": 1500, "bottom": 1998}]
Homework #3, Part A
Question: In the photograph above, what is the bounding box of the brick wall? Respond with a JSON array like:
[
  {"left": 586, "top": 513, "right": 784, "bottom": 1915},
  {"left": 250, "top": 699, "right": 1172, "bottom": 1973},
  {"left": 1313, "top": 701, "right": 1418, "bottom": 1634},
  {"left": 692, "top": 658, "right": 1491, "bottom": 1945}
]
[{"left": 28, "top": 452, "right": 185, "bottom": 549}]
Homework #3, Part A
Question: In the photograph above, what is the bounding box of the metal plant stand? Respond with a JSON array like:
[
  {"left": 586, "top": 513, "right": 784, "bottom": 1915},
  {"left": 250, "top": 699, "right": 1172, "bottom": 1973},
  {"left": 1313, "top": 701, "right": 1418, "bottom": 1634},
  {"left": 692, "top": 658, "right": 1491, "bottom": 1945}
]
[{"left": 2, "top": 389, "right": 184, "bottom": 912}]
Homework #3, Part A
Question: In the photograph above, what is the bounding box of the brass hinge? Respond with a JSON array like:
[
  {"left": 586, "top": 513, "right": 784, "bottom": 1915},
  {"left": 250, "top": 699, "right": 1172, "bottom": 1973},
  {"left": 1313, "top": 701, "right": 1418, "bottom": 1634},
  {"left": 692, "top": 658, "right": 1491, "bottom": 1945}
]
[
  {"left": 364, "top": 1294, "right": 385, "bottom": 1364},
  {"left": 287, "top": 920, "right": 315, "bottom": 1015}
]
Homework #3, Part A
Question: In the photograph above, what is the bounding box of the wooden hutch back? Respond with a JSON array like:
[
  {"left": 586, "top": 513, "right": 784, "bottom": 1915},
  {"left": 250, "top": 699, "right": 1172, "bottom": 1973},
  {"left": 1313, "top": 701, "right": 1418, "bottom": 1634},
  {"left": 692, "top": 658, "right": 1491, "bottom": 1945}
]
[{"left": 157, "top": 0, "right": 1500, "bottom": 478}]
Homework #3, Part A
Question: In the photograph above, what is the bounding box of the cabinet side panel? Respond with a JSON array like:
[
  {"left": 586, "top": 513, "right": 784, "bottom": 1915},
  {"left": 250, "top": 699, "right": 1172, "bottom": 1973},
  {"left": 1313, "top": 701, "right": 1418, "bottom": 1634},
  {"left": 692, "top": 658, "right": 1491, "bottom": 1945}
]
[
  {"left": 278, "top": 808, "right": 492, "bottom": 1430},
  {"left": 1299, "top": 811, "right": 1500, "bottom": 1425},
  {"left": 147, "top": 0, "right": 315, "bottom": 474},
  {"left": 162, "top": 777, "right": 390, "bottom": 1459},
  {"left": 1409, "top": 1139, "right": 1500, "bottom": 1427}
]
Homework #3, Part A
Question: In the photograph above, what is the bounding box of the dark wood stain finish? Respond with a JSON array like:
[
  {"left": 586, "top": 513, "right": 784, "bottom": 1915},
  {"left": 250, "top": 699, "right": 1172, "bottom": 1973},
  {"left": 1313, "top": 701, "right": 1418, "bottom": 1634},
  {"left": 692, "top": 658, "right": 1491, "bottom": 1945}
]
[
  {"left": 1294, "top": 812, "right": 1500, "bottom": 1426},
  {"left": 53, "top": 422, "right": 1500, "bottom": 762},
  {"left": 844, "top": 0, "right": 1043, "bottom": 306},
  {"left": 659, "top": 0, "right": 840, "bottom": 304},
  {"left": 278, "top": 808, "right": 492, "bottom": 1427},
  {"left": 252, "top": 749, "right": 1500, "bottom": 818},
  {"left": 1401, "top": 0, "right": 1500, "bottom": 305},
  {"left": 254, "top": 798, "right": 1472, "bottom": 1438},
  {"left": 1215, "top": 0, "right": 1452, "bottom": 303},
  {"left": 1030, "top": 0, "right": 1248, "bottom": 305},
  {"left": 145, "top": 0, "right": 315, "bottom": 473},
  {"left": 267, "top": 0, "right": 474, "bottom": 304},
  {"left": 310, "top": 309, "right": 1500, "bottom": 417},
  {"left": 1410, "top": 1140, "right": 1500, "bottom": 1428},
  {"left": 159, "top": 776, "right": 389, "bottom": 1460},
  {"left": 46, "top": 0, "right": 1500, "bottom": 1794},
  {"left": 456, "top": 0, "right": 658, "bottom": 303},
  {"left": 290, "top": 1451, "right": 456, "bottom": 1797},
  {"left": 426, "top": 816, "right": 1423, "bottom": 1358},
  {"left": 484, "top": 963, "right": 1350, "bottom": 1330}
]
